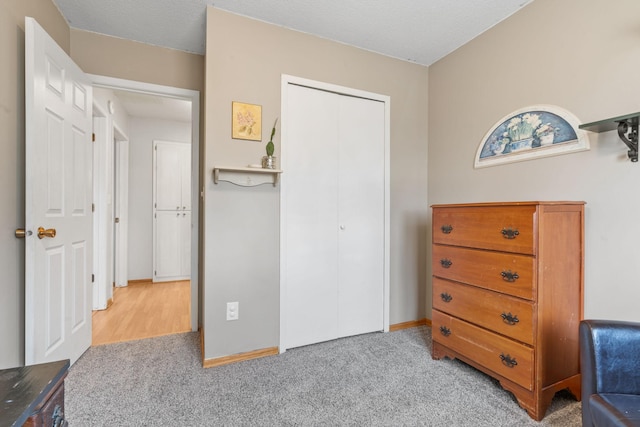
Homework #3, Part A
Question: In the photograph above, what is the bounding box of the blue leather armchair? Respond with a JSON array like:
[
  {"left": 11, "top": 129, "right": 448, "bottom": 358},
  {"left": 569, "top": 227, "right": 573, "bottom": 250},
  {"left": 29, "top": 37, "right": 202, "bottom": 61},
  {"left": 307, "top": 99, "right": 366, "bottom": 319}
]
[{"left": 580, "top": 319, "right": 640, "bottom": 426}]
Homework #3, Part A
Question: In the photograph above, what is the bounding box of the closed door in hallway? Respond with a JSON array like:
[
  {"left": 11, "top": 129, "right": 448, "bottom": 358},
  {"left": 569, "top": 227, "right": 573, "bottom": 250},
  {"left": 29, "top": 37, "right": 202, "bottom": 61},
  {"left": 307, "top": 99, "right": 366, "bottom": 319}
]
[{"left": 153, "top": 140, "right": 191, "bottom": 282}]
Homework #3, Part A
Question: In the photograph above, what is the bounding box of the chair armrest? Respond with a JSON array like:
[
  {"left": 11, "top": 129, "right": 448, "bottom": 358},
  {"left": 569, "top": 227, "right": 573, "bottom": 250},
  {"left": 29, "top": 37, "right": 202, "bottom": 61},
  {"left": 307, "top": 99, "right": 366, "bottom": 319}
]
[{"left": 580, "top": 319, "right": 640, "bottom": 427}]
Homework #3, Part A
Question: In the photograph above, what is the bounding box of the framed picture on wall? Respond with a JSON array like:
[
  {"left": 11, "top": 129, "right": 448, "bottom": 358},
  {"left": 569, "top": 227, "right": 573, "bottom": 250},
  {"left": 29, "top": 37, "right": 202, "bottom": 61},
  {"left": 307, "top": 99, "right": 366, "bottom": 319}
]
[
  {"left": 474, "top": 105, "right": 589, "bottom": 168},
  {"left": 232, "top": 101, "right": 262, "bottom": 141}
]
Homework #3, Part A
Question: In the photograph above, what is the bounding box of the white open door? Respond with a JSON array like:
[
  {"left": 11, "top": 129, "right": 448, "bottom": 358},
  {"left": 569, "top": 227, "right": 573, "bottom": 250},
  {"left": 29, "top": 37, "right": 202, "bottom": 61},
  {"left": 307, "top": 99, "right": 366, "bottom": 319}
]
[
  {"left": 114, "top": 131, "right": 129, "bottom": 288},
  {"left": 25, "top": 17, "right": 93, "bottom": 365}
]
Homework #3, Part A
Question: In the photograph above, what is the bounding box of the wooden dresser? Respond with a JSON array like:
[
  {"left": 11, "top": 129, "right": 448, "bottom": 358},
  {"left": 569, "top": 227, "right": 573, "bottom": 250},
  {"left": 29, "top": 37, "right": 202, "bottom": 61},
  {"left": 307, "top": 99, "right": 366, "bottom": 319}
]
[
  {"left": 0, "top": 360, "right": 69, "bottom": 427},
  {"left": 431, "top": 201, "right": 584, "bottom": 421}
]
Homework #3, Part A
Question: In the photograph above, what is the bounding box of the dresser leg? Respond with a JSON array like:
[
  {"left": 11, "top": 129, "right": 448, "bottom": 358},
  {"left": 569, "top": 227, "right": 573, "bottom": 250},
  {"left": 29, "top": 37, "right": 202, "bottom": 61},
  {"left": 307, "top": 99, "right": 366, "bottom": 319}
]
[{"left": 431, "top": 341, "right": 447, "bottom": 360}]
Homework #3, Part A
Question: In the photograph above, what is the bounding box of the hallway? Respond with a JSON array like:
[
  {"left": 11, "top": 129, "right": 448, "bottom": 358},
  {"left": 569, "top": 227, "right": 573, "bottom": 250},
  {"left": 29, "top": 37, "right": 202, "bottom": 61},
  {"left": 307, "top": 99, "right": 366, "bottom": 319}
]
[{"left": 92, "top": 280, "right": 191, "bottom": 346}]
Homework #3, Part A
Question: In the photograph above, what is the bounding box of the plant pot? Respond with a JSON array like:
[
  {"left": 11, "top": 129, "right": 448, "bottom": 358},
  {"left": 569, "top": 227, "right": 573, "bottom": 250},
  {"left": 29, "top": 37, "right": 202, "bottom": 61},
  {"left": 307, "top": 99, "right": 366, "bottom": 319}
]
[
  {"left": 509, "top": 137, "right": 534, "bottom": 152},
  {"left": 262, "top": 155, "right": 276, "bottom": 169},
  {"left": 539, "top": 134, "right": 554, "bottom": 146}
]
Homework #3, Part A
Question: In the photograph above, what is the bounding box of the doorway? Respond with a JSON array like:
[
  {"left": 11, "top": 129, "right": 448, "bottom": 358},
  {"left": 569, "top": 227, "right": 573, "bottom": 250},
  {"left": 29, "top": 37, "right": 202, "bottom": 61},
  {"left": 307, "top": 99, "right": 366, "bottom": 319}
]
[
  {"left": 24, "top": 17, "right": 199, "bottom": 365},
  {"left": 90, "top": 75, "right": 200, "bottom": 336}
]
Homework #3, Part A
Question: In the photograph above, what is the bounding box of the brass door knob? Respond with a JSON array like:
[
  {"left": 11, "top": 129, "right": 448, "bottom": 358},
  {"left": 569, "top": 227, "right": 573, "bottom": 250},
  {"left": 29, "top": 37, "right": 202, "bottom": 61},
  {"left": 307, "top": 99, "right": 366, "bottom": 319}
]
[{"left": 37, "top": 227, "right": 57, "bottom": 239}]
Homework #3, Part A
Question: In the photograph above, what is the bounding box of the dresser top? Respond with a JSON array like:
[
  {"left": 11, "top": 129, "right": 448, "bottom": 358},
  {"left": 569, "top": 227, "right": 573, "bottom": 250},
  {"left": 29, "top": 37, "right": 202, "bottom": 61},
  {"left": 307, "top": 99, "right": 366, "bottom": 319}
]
[
  {"left": 431, "top": 201, "right": 585, "bottom": 208},
  {"left": 0, "top": 359, "right": 69, "bottom": 427}
]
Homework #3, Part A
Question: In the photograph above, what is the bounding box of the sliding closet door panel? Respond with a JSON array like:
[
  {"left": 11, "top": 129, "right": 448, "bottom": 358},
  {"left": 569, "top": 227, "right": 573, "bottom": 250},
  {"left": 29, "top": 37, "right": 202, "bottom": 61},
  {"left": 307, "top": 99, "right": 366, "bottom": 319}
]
[
  {"left": 285, "top": 84, "right": 340, "bottom": 348},
  {"left": 337, "top": 96, "right": 385, "bottom": 337}
]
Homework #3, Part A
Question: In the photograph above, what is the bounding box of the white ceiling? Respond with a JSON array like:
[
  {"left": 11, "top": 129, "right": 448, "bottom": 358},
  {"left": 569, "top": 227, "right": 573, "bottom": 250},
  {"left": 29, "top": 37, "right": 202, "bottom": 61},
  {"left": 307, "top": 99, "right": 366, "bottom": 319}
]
[
  {"left": 55, "top": 0, "right": 533, "bottom": 122},
  {"left": 52, "top": 0, "right": 533, "bottom": 66},
  {"left": 111, "top": 90, "right": 192, "bottom": 122}
]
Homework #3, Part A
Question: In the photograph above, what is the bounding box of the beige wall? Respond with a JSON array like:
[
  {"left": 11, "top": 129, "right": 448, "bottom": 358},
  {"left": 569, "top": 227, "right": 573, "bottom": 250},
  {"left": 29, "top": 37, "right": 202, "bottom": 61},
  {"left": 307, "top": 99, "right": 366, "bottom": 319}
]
[
  {"left": 428, "top": 0, "right": 640, "bottom": 321},
  {"left": 0, "top": 0, "right": 70, "bottom": 369},
  {"left": 70, "top": 29, "right": 204, "bottom": 93},
  {"left": 204, "top": 8, "right": 429, "bottom": 360}
]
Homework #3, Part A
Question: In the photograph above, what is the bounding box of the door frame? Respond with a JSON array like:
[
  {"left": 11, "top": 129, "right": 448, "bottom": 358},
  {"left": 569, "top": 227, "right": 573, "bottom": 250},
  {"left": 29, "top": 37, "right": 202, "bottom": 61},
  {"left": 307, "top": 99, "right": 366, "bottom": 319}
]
[
  {"left": 113, "top": 125, "right": 129, "bottom": 288},
  {"left": 90, "top": 74, "right": 201, "bottom": 332},
  {"left": 279, "top": 74, "right": 390, "bottom": 352},
  {"left": 92, "top": 107, "right": 109, "bottom": 310}
]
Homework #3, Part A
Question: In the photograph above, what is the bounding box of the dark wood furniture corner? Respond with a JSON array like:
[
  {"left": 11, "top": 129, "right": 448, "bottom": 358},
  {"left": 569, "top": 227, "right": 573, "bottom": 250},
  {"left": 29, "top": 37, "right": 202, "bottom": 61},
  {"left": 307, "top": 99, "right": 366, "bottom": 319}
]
[{"left": 0, "top": 359, "right": 70, "bottom": 427}]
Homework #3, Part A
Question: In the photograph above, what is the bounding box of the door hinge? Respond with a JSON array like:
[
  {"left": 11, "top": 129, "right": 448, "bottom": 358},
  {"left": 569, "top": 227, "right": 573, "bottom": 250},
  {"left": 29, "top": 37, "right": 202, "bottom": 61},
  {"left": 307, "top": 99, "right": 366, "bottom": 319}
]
[
  {"left": 92, "top": 274, "right": 95, "bottom": 283},
  {"left": 114, "top": 217, "right": 120, "bottom": 223},
  {"left": 92, "top": 203, "right": 95, "bottom": 212},
  {"left": 92, "top": 133, "right": 96, "bottom": 142}
]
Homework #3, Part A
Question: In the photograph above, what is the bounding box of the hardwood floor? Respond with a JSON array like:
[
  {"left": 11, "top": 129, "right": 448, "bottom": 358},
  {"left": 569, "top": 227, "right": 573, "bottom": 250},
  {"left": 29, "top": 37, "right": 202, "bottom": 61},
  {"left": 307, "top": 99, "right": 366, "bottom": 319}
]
[{"left": 92, "top": 280, "right": 191, "bottom": 346}]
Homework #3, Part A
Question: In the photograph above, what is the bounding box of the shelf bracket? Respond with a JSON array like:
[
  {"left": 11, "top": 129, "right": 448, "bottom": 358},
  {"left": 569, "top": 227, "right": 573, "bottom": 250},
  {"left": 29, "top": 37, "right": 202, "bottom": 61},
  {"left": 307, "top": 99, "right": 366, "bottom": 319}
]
[
  {"left": 580, "top": 112, "right": 640, "bottom": 162},
  {"left": 617, "top": 120, "right": 639, "bottom": 162}
]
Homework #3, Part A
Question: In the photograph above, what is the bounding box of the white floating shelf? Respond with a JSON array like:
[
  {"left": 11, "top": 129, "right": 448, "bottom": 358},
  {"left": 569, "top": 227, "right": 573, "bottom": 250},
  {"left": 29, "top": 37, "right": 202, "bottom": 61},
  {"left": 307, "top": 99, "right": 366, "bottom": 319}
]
[{"left": 213, "top": 166, "right": 283, "bottom": 187}]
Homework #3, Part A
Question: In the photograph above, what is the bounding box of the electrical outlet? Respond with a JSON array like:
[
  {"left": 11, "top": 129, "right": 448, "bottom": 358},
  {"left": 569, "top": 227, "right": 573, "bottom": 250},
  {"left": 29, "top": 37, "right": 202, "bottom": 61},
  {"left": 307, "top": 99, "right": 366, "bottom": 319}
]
[{"left": 226, "top": 302, "right": 239, "bottom": 321}]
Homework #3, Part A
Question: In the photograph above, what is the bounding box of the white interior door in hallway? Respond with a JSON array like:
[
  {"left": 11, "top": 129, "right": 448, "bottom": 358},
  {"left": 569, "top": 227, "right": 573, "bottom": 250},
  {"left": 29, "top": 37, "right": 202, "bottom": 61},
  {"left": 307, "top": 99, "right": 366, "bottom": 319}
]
[
  {"left": 153, "top": 140, "right": 191, "bottom": 282},
  {"left": 281, "top": 79, "right": 389, "bottom": 350},
  {"left": 113, "top": 133, "right": 129, "bottom": 288}
]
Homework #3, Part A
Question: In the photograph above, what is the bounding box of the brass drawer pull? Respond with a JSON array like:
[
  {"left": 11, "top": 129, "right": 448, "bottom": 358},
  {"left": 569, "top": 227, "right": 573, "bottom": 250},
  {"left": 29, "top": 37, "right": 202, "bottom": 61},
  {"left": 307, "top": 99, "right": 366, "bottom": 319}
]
[
  {"left": 500, "top": 353, "right": 518, "bottom": 368},
  {"left": 501, "top": 228, "right": 520, "bottom": 239},
  {"left": 441, "top": 224, "right": 453, "bottom": 234},
  {"left": 501, "top": 270, "right": 519, "bottom": 282},
  {"left": 439, "top": 326, "right": 451, "bottom": 337},
  {"left": 440, "top": 292, "right": 453, "bottom": 303},
  {"left": 501, "top": 312, "right": 519, "bottom": 325},
  {"left": 440, "top": 258, "right": 452, "bottom": 268}
]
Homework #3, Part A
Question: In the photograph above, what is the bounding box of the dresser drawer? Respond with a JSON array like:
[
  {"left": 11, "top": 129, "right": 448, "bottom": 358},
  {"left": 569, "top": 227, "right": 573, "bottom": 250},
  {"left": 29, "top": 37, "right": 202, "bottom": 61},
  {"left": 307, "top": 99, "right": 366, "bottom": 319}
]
[
  {"left": 433, "top": 244, "right": 535, "bottom": 300},
  {"left": 433, "top": 277, "right": 534, "bottom": 345},
  {"left": 432, "top": 310, "right": 534, "bottom": 391},
  {"left": 433, "top": 205, "right": 535, "bottom": 254},
  {"left": 24, "top": 375, "right": 66, "bottom": 426}
]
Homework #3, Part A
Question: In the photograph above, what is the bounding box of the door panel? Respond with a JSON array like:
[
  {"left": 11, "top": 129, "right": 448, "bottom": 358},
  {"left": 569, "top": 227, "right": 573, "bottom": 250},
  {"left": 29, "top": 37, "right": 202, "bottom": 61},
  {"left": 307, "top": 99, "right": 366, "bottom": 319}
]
[
  {"left": 181, "top": 146, "right": 192, "bottom": 210},
  {"left": 283, "top": 84, "right": 385, "bottom": 349},
  {"left": 155, "top": 211, "right": 182, "bottom": 279},
  {"left": 155, "top": 142, "right": 183, "bottom": 210},
  {"left": 25, "top": 17, "right": 93, "bottom": 365},
  {"left": 285, "top": 85, "right": 340, "bottom": 348},
  {"left": 337, "top": 96, "right": 385, "bottom": 338},
  {"left": 114, "top": 139, "right": 129, "bottom": 287},
  {"left": 153, "top": 141, "right": 191, "bottom": 282},
  {"left": 180, "top": 211, "right": 192, "bottom": 276}
]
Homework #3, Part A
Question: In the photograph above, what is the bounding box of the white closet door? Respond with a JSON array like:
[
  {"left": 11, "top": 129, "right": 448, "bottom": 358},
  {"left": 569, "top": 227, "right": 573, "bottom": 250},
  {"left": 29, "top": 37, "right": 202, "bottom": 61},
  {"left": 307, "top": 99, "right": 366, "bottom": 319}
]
[
  {"left": 285, "top": 85, "right": 340, "bottom": 348},
  {"left": 155, "top": 142, "right": 182, "bottom": 210},
  {"left": 153, "top": 141, "right": 191, "bottom": 282},
  {"left": 180, "top": 211, "right": 191, "bottom": 276},
  {"left": 155, "top": 211, "right": 182, "bottom": 279},
  {"left": 284, "top": 84, "right": 385, "bottom": 349},
  {"left": 181, "top": 145, "right": 192, "bottom": 210},
  {"left": 337, "top": 96, "right": 385, "bottom": 337}
]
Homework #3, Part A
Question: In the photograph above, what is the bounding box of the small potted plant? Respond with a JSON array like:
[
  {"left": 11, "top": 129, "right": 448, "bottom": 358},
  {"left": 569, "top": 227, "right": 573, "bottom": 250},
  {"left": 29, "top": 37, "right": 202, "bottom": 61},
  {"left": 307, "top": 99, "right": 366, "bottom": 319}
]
[{"left": 262, "top": 118, "right": 278, "bottom": 169}]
